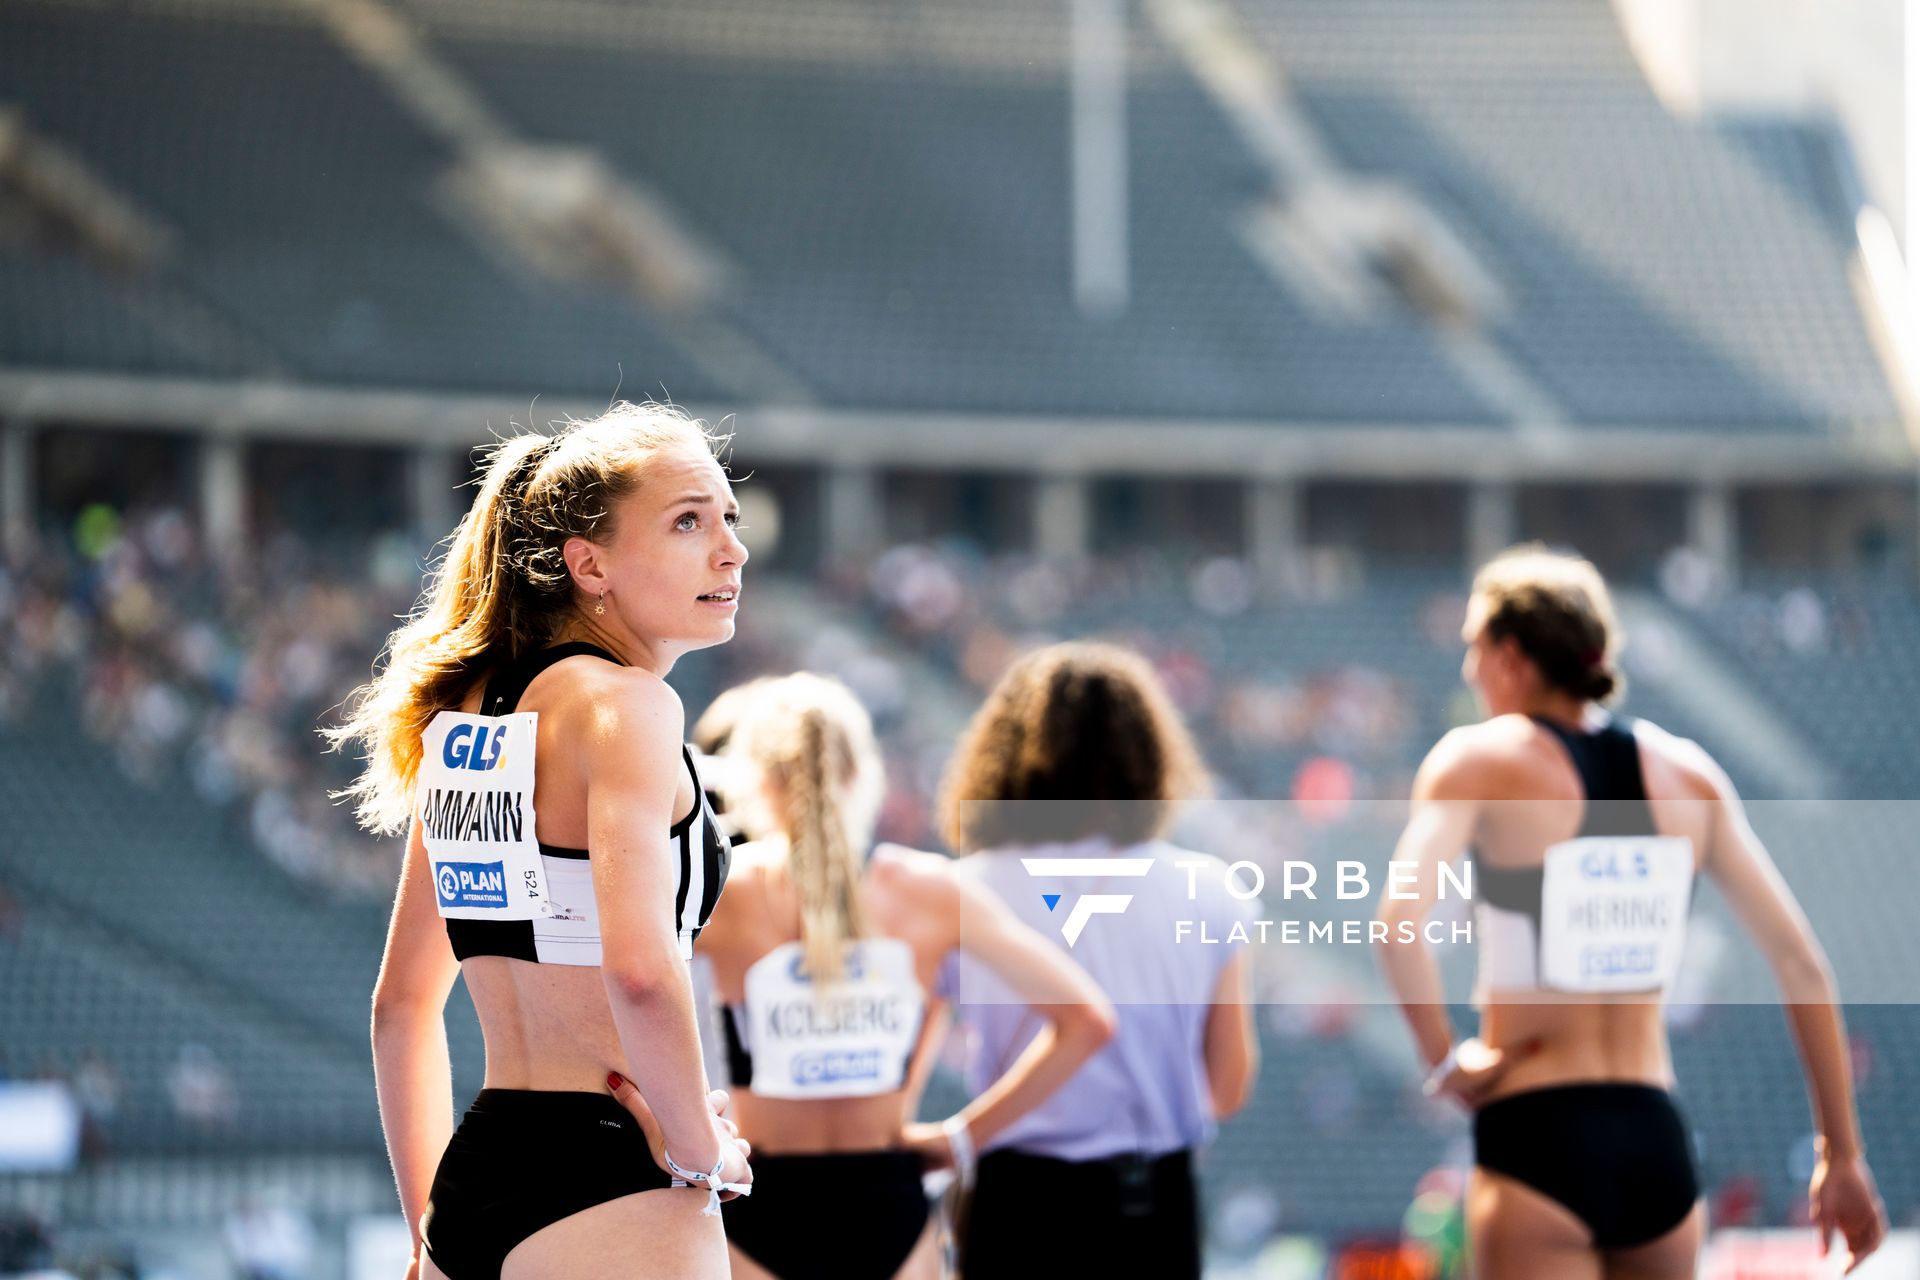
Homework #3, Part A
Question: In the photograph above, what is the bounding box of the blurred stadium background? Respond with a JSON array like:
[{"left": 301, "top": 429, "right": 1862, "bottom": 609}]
[{"left": 1, "top": 0, "right": 1918, "bottom": 1275}]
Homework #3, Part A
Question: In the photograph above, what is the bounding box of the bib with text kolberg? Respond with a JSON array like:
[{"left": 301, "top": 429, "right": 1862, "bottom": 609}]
[
  {"left": 742, "top": 938, "right": 924, "bottom": 1099},
  {"left": 417, "top": 711, "right": 551, "bottom": 921},
  {"left": 1539, "top": 835, "right": 1693, "bottom": 993}
]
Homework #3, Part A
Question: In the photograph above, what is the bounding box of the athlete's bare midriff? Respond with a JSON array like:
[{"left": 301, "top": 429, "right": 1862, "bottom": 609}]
[
  {"left": 1474, "top": 716, "right": 1718, "bottom": 1102},
  {"left": 452, "top": 659, "right": 697, "bottom": 1095},
  {"left": 465, "top": 960, "right": 630, "bottom": 1091}
]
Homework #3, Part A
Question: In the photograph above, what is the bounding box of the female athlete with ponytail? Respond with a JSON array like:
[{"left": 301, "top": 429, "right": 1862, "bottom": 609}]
[
  {"left": 335, "top": 405, "right": 752, "bottom": 1279},
  {"left": 693, "top": 673, "right": 1115, "bottom": 1280}
]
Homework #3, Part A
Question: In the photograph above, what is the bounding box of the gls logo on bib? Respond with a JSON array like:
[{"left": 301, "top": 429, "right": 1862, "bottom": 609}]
[
  {"left": 787, "top": 949, "right": 866, "bottom": 983},
  {"left": 443, "top": 723, "right": 509, "bottom": 771},
  {"left": 437, "top": 860, "right": 509, "bottom": 909}
]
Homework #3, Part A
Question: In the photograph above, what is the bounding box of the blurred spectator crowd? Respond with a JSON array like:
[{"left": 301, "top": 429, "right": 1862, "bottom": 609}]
[{"left": 1, "top": 503, "right": 1914, "bottom": 899}]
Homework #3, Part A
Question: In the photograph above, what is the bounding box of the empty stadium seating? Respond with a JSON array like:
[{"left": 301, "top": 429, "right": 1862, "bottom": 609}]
[{"left": 0, "top": 0, "right": 1896, "bottom": 428}]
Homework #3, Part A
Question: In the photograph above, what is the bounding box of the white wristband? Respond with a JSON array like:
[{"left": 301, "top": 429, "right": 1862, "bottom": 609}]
[
  {"left": 943, "top": 1115, "right": 977, "bottom": 1190},
  {"left": 1421, "top": 1044, "right": 1461, "bottom": 1098},
  {"left": 664, "top": 1148, "right": 751, "bottom": 1216}
]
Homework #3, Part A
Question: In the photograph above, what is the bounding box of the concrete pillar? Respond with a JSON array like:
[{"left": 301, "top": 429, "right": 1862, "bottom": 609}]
[
  {"left": 824, "top": 464, "right": 883, "bottom": 563},
  {"left": 199, "top": 434, "right": 246, "bottom": 559},
  {"left": 409, "top": 444, "right": 460, "bottom": 544},
  {"left": 1247, "top": 477, "right": 1304, "bottom": 596},
  {"left": 1466, "top": 478, "right": 1517, "bottom": 574},
  {"left": 1035, "top": 473, "right": 1091, "bottom": 563},
  {"left": 1687, "top": 480, "right": 1738, "bottom": 589},
  {"left": 0, "top": 421, "right": 34, "bottom": 563},
  {"left": 1071, "top": 0, "right": 1129, "bottom": 317}
]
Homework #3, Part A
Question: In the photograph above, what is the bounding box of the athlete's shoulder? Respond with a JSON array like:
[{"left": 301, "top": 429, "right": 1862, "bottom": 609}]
[
  {"left": 520, "top": 647, "right": 683, "bottom": 717},
  {"left": 1627, "top": 716, "right": 1729, "bottom": 801},
  {"left": 573, "top": 663, "right": 685, "bottom": 739},
  {"left": 1415, "top": 719, "right": 1521, "bottom": 794},
  {"left": 868, "top": 842, "right": 961, "bottom": 895},
  {"left": 725, "top": 837, "right": 787, "bottom": 872},
  {"left": 1419, "top": 715, "right": 1574, "bottom": 801}
]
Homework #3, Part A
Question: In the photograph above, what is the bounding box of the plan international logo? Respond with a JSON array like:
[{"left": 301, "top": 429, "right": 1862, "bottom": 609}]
[
  {"left": 1021, "top": 856, "right": 1154, "bottom": 946},
  {"left": 436, "top": 861, "right": 509, "bottom": 909}
]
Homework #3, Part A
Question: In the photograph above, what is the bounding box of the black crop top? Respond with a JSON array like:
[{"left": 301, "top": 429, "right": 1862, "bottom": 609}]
[
  {"left": 1473, "top": 713, "right": 1693, "bottom": 994},
  {"left": 1476, "top": 713, "right": 1660, "bottom": 921},
  {"left": 443, "top": 642, "right": 732, "bottom": 965}
]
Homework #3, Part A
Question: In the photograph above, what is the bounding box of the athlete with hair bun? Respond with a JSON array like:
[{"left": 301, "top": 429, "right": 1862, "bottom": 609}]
[{"left": 1378, "top": 544, "right": 1886, "bottom": 1279}]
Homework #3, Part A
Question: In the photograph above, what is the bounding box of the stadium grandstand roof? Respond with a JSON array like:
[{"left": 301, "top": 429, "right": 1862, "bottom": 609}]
[{"left": 0, "top": 0, "right": 1907, "bottom": 449}]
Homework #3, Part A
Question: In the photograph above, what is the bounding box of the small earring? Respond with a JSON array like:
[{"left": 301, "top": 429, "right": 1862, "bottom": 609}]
[{"left": 594, "top": 593, "right": 606, "bottom": 616}]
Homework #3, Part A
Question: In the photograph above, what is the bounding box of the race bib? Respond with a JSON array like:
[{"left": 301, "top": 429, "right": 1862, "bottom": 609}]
[
  {"left": 417, "top": 711, "right": 551, "bottom": 921},
  {"left": 742, "top": 939, "right": 924, "bottom": 1099},
  {"left": 1539, "top": 836, "right": 1693, "bottom": 992}
]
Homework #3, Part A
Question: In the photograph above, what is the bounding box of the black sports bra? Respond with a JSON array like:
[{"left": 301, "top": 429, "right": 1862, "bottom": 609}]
[
  {"left": 1474, "top": 713, "right": 1693, "bottom": 994},
  {"left": 1476, "top": 713, "right": 1659, "bottom": 918},
  {"left": 443, "top": 642, "right": 732, "bottom": 965}
]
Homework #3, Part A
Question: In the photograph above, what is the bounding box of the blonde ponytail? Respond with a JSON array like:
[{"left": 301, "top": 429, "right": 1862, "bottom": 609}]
[
  {"left": 326, "top": 403, "right": 723, "bottom": 834},
  {"left": 787, "top": 708, "right": 867, "bottom": 982},
  {"left": 720, "top": 674, "right": 884, "bottom": 982}
]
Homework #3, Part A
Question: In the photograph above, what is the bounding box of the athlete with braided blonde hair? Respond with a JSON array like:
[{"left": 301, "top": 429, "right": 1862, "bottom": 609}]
[{"left": 694, "top": 673, "right": 1115, "bottom": 1280}]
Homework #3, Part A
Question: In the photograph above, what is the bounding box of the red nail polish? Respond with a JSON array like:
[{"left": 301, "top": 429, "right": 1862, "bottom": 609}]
[{"left": 607, "top": 1072, "right": 623, "bottom": 1091}]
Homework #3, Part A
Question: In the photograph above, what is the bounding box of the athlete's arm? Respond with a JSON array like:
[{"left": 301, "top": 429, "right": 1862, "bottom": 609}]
[
  {"left": 911, "top": 871, "right": 1115, "bottom": 1156},
  {"left": 1685, "top": 739, "right": 1858, "bottom": 1136},
  {"left": 870, "top": 846, "right": 956, "bottom": 1123},
  {"left": 587, "top": 675, "right": 746, "bottom": 1189},
  {"left": 1202, "top": 950, "right": 1258, "bottom": 1119},
  {"left": 1376, "top": 731, "right": 1480, "bottom": 1072},
  {"left": 1684, "top": 740, "right": 1886, "bottom": 1269},
  {"left": 370, "top": 806, "right": 463, "bottom": 1254}
]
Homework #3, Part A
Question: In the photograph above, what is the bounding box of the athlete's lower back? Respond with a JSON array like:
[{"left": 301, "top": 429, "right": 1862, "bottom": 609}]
[
  {"left": 731, "top": 1088, "right": 918, "bottom": 1153},
  {"left": 1472, "top": 714, "right": 1719, "bottom": 1099},
  {"left": 1480, "top": 999, "right": 1670, "bottom": 1099},
  {"left": 463, "top": 957, "right": 629, "bottom": 1092}
]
